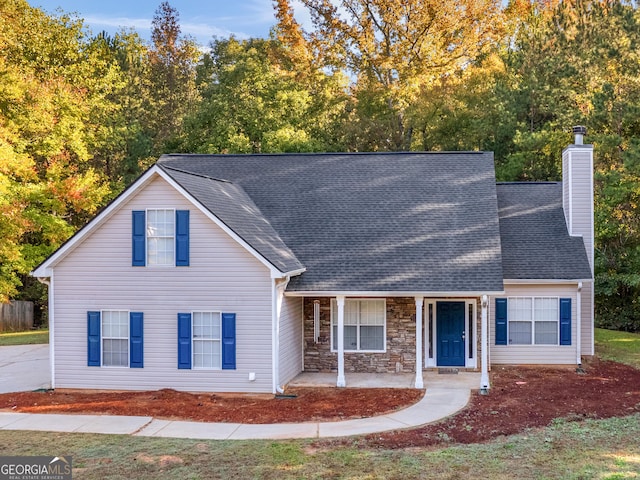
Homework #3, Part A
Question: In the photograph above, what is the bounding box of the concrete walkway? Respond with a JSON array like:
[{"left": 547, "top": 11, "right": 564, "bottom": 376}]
[
  {"left": 0, "top": 386, "right": 470, "bottom": 440},
  {"left": 0, "top": 345, "right": 476, "bottom": 439}
]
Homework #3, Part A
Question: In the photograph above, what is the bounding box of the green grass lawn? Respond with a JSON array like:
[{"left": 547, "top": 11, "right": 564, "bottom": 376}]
[
  {"left": 595, "top": 327, "right": 640, "bottom": 369},
  {"left": 0, "top": 329, "right": 49, "bottom": 346},
  {"left": 0, "top": 327, "right": 638, "bottom": 478},
  {"left": 1, "top": 413, "right": 638, "bottom": 479}
]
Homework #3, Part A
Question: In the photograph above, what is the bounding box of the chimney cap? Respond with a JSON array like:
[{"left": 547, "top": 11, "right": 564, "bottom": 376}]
[{"left": 572, "top": 125, "right": 587, "bottom": 135}]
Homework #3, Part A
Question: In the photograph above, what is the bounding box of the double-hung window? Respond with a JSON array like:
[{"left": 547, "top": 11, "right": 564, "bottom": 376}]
[
  {"left": 102, "top": 310, "right": 129, "bottom": 366},
  {"left": 147, "top": 209, "right": 175, "bottom": 266},
  {"left": 495, "top": 297, "right": 571, "bottom": 346},
  {"left": 331, "top": 299, "right": 386, "bottom": 352},
  {"left": 132, "top": 209, "right": 189, "bottom": 267},
  {"left": 177, "top": 312, "right": 236, "bottom": 370},
  {"left": 87, "top": 310, "right": 144, "bottom": 368},
  {"left": 193, "top": 312, "right": 222, "bottom": 369}
]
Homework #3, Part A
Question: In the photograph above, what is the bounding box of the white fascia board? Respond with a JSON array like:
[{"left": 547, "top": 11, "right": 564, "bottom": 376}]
[
  {"left": 284, "top": 290, "right": 506, "bottom": 297},
  {"left": 504, "top": 279, "right": 589, "bottom": 285},
  {"left": 31, "top": 165, "right": 163, "bottom": 277},
  {"left": 272, "top": 267, "right": 306, "bottom": 280}
]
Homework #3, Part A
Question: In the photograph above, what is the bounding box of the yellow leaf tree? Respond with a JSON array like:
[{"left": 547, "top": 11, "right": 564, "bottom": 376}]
[{"left": 276, "top": 0, "right": 505, "bottom": 150}]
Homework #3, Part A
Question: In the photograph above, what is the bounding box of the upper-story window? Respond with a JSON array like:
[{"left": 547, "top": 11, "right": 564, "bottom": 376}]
[
  {"left": 132, "top": 209, "right": 189, "bottom": 267},
  {"left": 147, "top": 209, "right": 175, "bottom": 266}
]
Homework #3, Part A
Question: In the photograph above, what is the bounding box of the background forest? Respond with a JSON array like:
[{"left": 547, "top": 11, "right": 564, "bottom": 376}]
[{"left": 2, "top": 0, "right": 640, "bottom": 331}]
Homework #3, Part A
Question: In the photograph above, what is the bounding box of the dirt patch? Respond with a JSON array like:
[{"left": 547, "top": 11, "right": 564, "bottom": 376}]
[{"left": 0, "top": 358, "right": 638, "bottom": 448}]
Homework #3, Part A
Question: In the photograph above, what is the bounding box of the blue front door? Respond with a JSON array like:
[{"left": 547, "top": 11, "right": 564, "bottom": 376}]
[{"left": 436, "top": 301, "right": 465, "bottom": 367}]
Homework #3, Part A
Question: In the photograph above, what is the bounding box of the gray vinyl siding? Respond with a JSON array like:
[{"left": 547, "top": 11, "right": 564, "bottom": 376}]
[
  {"left": 563, "top": 145, "right": 595, "bottom": 356},
  {"left": 581, "top": 281, "right": 594, "bottom": 356},
  {"left": 51, "top": 174, "right": 274, "bottom": 393},
  {"left": 278, "top": 296, "right": 304, "bottom": 386},
  {"left": 489, "top": 284, "right": 579, "bottom": 365},
  {"left": 562, "top": 146, "right": 594, "bottom": 270}
]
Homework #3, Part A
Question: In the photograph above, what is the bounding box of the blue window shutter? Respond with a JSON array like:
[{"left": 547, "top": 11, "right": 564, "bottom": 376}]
[
  {"left": 132, "top": 210, "right": 146, "bottom": 266},
  {"left": 178, "top": 313, "right": 192, "bottom": 369},
  {"left": 495, "top": 298, "right": 508, "bottom": 345},
  {"left": 87, "top": 311, "right": 101, "bottom": 366},
  {"left": 222, "top": 313, "right": 236, "bottom": 370},
  {"left": 560, "top": 298, "right": 572, "bottom": 345},
  {"left": 175, "top": 210, "right": 190, "bottom": 266},
  {"left": 130, "top": 312, "right": 144, "bottom": 368}
]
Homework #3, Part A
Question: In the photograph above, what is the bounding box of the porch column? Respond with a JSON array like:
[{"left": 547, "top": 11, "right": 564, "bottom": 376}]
[
  {"left": 480, "top": 295, "right": 490, "bottom": 394},
  {"left": 415, "top": 296, "right": 424, "bottom": 389},
  {"left": 336, "top": 295, "right": 346, "bottom": 387}
]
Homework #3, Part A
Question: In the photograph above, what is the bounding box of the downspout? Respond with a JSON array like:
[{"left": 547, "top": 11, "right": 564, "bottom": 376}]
[
  {"left": 272, "top": 276, "right": 290, "bottom": 394},
  {"left": 37, "top": 275, "right": 54, "bottom": 390},
  {"left": 576, "top": 282, "right": 583, "bottom": 371},
  {"left": 480, "top": 295, "right": 490, "bottom": 394}
]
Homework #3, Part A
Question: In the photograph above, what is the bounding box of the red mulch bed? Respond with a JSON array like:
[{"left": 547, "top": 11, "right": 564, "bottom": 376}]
[
  {"left": 0, "top": 386, "right": 423, "bottom": 424},
  {"left": 0, "top": 358, "right": 638, "bottom": 448},
  {"left": 353, "top": 358, "right": 640, "bottom": 449}
]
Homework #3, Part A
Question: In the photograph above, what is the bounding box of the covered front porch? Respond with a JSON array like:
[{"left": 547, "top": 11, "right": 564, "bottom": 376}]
[{"left": 300, "top": 295, "right": 491, "bottom": 391}]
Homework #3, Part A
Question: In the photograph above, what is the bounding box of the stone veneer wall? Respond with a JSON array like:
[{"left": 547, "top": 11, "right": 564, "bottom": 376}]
[{"left": 303, "top": 297, "right": 417, "bottom": 374}]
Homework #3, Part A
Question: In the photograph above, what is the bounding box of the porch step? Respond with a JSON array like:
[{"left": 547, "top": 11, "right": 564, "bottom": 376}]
[{"left": 437, "top": 368, "right": 459, "bottom": 375}]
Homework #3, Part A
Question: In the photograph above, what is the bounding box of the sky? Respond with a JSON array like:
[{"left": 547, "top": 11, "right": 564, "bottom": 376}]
[{"left": 27, "top": 1, "right": 309, "bottom": 46}]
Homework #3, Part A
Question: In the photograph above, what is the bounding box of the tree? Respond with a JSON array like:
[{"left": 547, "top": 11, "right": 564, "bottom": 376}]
[
  {"left": 88, "top": 30, "right": 155, "bottom": 188},
  {"left": 0, "top": 0, "right": 110, "bottom": 304},
  {"left": 179, "top": 37, "right": 347, "bottom": 153},
  {"left": 277, "top": 0, "right": 505, "bottom": 150},
  {"left": 147, "top": 2, "right": 200, "bottom": 155},
  {"left": 498, "top": 0, "right": 640, "bottom": 330}
]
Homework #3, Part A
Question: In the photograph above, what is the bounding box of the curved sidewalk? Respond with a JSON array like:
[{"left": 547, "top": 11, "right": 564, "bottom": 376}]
[{"left": 0, "top": 387, "right": 470, "bottom": 440}]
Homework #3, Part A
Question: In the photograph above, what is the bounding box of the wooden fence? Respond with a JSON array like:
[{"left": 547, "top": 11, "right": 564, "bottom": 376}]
[{"left": 0, "top": 301, "right": 34, "bottom": 332}]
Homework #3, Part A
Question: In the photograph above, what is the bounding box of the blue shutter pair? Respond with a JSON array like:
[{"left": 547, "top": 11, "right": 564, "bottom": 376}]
[
  {"left": 132, "top": 210, "right": 190, "bottom": 266},
  {"left": 177, "top": 313, "right": 236, "bottom": 370},
  {"left": 494, "top": 298, "right": 571, "bottom": 345},
  {"left": 87, "top": 311, "right": 144, "bottom": 367}
]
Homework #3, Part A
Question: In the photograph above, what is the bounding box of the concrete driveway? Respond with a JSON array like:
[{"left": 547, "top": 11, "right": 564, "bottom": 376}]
[{"left": 0, "top": 344, "right": 50, "bottom": 393}]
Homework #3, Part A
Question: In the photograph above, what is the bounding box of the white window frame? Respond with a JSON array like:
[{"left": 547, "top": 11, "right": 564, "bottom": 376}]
[
  {"left": 330, "top": 299, "right": 387, "bottom": 353},
  {"left": 192, "top": 311, "right": 222, "bottom": 370},
  {"left": 146, "top": 208, "right": 175, "bottom": 266},
  {"left": 101, "top": 310, "right": 129, "bottom": 367},
  {"left": 507, "top": 296, "right": 560, "bottom": 346}
]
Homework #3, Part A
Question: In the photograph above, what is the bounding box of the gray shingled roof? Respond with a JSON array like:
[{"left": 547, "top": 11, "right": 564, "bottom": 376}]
[
  {"left": 161, "top": 166, "right": 303, "bottom": 273},
  {"left": 497, "top": 182, "right": 592, "bottom": 280},
  {"left": 158, "top": 152, "right": 505, "bottom": 293}
]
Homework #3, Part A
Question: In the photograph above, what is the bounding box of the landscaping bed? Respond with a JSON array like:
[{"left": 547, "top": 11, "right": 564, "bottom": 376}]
[{"left": 0, "top": 358, "right": 638, "bottom": 448}]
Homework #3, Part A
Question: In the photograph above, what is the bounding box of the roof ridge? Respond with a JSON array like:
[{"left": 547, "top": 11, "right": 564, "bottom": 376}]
[
  {"left": 160, "top": 151, "right": 488, "bottom": 159},
  {"left": 496, "top": 181, "right": 560, "bottom": 185},
  {"left": 160, "top": 164, "right": 232, "bottom": 183}
]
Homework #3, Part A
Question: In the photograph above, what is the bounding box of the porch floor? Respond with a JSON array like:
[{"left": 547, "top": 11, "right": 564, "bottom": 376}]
[{"left": 288, "top": 371, "right": 481, "bottom": 390}]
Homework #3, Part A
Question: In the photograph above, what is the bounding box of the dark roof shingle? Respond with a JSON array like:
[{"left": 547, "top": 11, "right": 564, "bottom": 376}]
[
  {"left": 497, "top": 182, "right": 592, "bottom": 280},
  {"left": 159, "top": 152, "right": 505, "bottom": 293}
]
